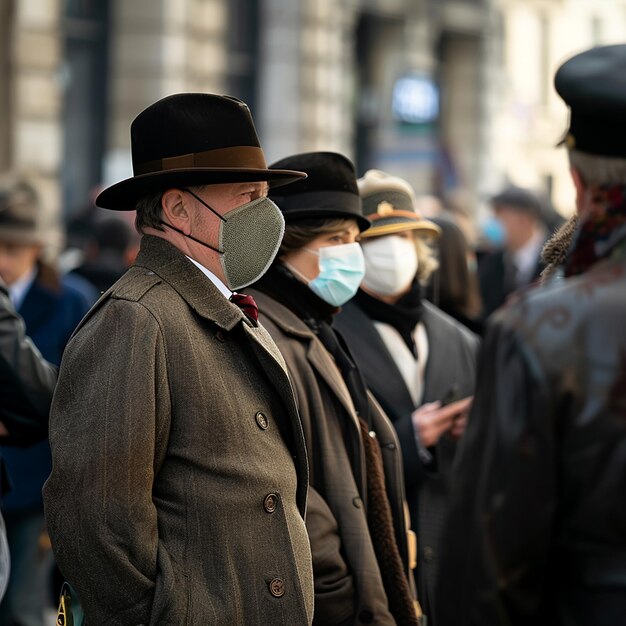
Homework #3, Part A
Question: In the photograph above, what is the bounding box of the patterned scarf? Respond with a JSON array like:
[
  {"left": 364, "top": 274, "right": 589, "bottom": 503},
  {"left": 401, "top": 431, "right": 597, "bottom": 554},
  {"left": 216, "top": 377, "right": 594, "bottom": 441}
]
[{"left": 565, "top": 184, "right": 626, "bottom": 277}]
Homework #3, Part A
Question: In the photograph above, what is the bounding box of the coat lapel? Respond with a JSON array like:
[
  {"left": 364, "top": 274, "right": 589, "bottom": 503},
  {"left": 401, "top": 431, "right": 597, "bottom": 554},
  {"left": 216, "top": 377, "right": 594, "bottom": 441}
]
[
  {"left": 421, "top": 302, "right": 458, "bottom": 402},
  {"left": 251, "top": 290, "right": 361, "bottom": 431},
  {"left": 305, "top": 339, "right": 359, "bottom": 425},
  {"left": 134, "top": 236, "right": 244, "bottom": 331},
  {"left": 335, "top": 302, "right": 416, "bottom": 419}
]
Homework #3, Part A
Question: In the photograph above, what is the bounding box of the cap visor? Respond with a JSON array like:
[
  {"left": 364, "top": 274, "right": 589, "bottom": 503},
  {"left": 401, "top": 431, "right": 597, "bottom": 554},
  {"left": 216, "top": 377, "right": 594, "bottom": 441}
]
[{"left": 360, "top": 220, "right": 441, "bottom": 239}]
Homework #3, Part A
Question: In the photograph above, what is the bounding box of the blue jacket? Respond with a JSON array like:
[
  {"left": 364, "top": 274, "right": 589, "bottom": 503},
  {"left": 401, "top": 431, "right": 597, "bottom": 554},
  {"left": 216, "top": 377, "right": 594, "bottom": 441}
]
[{"left": 1, "top": 272, "right": 94, "bottom": 512}]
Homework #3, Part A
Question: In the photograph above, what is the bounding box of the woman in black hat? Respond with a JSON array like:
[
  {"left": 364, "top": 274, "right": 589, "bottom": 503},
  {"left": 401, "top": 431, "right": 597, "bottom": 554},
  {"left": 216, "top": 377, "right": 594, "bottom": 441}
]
[
  {"left": 334, "top": 170, "right": 480, "bottom": 626},
  {"left": 249, "top": 152, "right": 422, "bottom": 626}
]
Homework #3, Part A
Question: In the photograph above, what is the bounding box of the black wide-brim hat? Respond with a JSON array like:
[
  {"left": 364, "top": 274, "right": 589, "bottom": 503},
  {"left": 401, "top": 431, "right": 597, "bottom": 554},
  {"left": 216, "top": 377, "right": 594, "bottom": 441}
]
[
  {"left": 96, "top": 93, "right": 306, "bottom": 210},
  {"left": 268, "top": 152, "right": 370, "bottom": 232}
]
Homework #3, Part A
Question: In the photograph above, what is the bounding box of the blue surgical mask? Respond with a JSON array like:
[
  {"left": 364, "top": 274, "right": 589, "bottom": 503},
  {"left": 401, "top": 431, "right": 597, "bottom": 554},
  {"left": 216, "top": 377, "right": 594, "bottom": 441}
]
[
  {"left": 286, "top": 242, "right": 365, "bottom": 307},
  {"left": 482, "top": 216, "right": 506, "bottom": 247}
]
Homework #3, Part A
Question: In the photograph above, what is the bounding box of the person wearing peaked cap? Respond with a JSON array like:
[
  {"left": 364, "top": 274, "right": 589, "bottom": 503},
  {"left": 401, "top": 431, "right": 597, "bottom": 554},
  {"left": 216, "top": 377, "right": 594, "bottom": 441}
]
[
  {"left": 43, "top": 94, "right": 316, "bottom": 625},
  {"left": 436, "top": 44, "right": 626, "bottom": 626},
  {"left": 333, "top": 169, "right": 480, "bottom": 625},
  {"left": 249, "top": 152, "right": 424, "bottom": 625}
]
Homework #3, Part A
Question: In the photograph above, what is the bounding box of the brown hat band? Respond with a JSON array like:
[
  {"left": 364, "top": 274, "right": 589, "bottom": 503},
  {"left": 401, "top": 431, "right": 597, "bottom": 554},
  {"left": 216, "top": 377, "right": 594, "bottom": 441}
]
[{"left": 135, "top": 145, "right": 267, "bottom": 176}]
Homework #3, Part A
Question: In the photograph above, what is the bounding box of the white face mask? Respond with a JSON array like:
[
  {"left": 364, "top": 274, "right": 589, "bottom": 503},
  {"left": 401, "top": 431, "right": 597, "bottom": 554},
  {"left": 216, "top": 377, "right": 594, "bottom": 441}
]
[{"left": 360, "top": 235, "right": 419, "bottom": 296}]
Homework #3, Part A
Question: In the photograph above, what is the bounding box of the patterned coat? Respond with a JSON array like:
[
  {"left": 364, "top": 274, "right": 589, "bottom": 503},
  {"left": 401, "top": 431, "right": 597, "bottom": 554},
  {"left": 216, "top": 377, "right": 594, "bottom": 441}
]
[
  {"left": 437, "top": 234, "right": 626, "bottom": 626},
  {"left": 43, "top": 236, "right": 314, "bottom": 625}
]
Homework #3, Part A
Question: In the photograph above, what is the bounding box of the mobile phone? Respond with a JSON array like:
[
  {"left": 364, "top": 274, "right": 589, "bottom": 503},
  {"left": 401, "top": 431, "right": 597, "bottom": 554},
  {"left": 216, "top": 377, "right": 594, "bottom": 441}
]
[{"left": 441, "top": 383, "right": 462, "bottom": 407}]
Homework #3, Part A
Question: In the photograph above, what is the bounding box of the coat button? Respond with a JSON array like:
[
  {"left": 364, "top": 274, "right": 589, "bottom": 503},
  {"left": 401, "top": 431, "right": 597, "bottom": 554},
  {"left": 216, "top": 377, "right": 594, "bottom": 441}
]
[
  {"left": 358, "top": 609, "right": 374, "bottom": 623},
  {"left": 423, "top": 546, "right": 435, "bottom": 562},
  {"left": 264, "top": 494, "right": 278, "bottom": 513},
  {"left": 269, "top": 577, "right": 285, "bottom": 597},
  {"left": 215, "top": 330, "right": 226, "bottom": 342},
  {"left": 255, "top": 412, "right": 269, "bottom": 430}
]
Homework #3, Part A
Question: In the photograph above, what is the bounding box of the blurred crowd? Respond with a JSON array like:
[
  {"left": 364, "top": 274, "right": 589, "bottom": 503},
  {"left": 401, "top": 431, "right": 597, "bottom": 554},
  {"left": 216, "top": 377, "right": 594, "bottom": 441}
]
[{"left": 0, "top": 43, "right": 625, "bottom": 626}]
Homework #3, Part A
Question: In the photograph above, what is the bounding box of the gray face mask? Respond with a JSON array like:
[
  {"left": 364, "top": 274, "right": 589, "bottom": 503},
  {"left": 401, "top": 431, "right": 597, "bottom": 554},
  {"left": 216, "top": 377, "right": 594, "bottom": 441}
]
[{"left": 162, "top": 189, "right": 285, "bottom": 290}]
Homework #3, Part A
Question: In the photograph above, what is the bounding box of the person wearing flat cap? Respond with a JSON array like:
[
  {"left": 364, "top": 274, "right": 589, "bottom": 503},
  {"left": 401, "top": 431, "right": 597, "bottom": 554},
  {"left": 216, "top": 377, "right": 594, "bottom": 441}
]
[
  {"left": 436, "top": 44, "right": 626, "bottom": 626},
  {"left": 248, "top": 152, "right": 423, "bottom": 625},
  {"left": 43, "top": 94, "right": 314, "bottom": 625},
  {"left": 478, "top": 185, "right": 548, "bottom": 318},
  {"left": 0, "top": 175, "right": 94, "bottom": 626},
  {"left": 333, "top": 170, "right": 480, "bottom": 625}
]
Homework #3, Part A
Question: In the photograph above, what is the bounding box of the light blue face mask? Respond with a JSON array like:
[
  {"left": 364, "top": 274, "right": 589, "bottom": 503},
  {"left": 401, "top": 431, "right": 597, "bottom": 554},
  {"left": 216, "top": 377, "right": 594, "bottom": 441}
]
[
  {"left": 287, "top": 242, "right": 365, "bottom": 307},
  {"left": 308, "top": 242, "right": 365, "bottom": 306},
  {"left": 481, "top": 216, "right": 506, "bottom": 247}
]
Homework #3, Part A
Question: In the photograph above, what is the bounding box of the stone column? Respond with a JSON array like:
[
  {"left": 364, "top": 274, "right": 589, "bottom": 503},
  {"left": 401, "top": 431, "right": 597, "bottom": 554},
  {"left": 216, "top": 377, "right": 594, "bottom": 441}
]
[
  {"left": 10, "top": 0, "right": 63, "bottom": 250},
  {"left": 104, "top": 0, "right": 228, "bottom": 186},
  {"left": 256, "top": 0, "right": 303, "bottom": 161}
]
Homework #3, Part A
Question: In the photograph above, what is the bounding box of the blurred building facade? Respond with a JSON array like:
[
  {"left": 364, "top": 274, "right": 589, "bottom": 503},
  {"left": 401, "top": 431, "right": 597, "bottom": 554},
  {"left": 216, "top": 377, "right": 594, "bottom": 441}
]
[{"left": 0, "top": 0, "right": 625, "bottom": 245}]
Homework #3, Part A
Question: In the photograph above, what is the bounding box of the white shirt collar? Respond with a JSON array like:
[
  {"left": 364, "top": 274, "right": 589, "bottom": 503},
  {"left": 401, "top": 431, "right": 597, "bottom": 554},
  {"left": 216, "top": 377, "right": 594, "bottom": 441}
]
[
  {"left": 185, "top": 256, "right": 232, "bottom": 299},
  {"left": 8, "top": 266, "right": 37, "bottom": 310},
  {"left": 512, "top": 227, "right": 546, "bottom": 285}
]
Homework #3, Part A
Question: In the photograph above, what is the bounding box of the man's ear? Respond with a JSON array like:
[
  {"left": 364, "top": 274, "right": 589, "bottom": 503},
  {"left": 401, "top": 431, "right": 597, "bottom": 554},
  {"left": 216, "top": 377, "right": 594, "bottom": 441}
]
[
  {"left": 569, "top": 166, "right": 587, "bottom": 214},
  {"left": 161, "top": 188, "right": 189, "bottom": 231}
]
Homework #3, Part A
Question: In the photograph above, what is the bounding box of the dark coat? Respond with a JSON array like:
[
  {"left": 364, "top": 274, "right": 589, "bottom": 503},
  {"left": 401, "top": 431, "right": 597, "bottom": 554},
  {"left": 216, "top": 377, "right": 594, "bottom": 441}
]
[
  {"left": 0, "top": 281, "right": 56, "bottom": 445},
  {"left": 249, "top": 289, "right": 415, "bottom": 626},
  {"left": 43, "top": 237, "right": 314, "bottom": 625},
  {"left": 0, "top": 282, "right": 56, "bottom": 500},
  {"left": 1, "top": 273, "right": 93, "bottom": 512},
  {"left": 436, "top": 238, "right": 626, "bottom": 626},
  {"left": 335, "top": 300, "right": 480, "bottom": 622},
  {"left": 478, "top": 248, "right": 545, "bottom": 318}
]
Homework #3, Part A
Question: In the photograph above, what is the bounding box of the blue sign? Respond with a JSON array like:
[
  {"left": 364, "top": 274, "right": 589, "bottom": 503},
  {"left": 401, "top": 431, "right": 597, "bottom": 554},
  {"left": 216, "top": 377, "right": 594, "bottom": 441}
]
[{"left": 392, "top": 74, "right": 439, "bottom": 125}]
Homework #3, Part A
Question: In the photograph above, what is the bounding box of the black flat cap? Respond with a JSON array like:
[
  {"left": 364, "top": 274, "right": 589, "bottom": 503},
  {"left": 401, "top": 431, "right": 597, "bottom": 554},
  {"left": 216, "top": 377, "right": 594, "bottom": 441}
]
[
  {"left": 555, "top": 44, "right": 626, "bottom": 158},
  {"left": 269, "top": 152, "right": 370, "bottom": 232},
  {"left": 491, "top": 186, "right": 542, "bottom": 217}
]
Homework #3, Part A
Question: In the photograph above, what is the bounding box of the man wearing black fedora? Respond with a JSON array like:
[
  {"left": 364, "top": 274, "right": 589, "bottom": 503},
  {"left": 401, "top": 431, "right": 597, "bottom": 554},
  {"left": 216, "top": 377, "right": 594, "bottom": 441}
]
[
  {"left": 436, "top": 45, "right": 626, "bottom": 625},
  {"left": 43, "top": 94, "right": 314, "bottom": 624}
]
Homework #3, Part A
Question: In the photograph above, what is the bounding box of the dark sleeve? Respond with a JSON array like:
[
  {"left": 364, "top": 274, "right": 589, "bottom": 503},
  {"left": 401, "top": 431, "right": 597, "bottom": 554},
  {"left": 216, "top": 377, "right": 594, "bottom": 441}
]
[
  {"left": 393, "top": 411, "right": 436, "bottom": 488},
  {"left": 43, "top": 299, "right": 174, "bottom": 625},
  {"left": 306, "top": 486, "right": 356, "bottom": 626},
  {"left": 0, "top": 282, "right": 56, "bottom": 445},
  {"left": 435, "top": 313, "right": 557, "bottom": 626},
  {"left": 396, "top": 325, "right": 481, "bottom": 489}
]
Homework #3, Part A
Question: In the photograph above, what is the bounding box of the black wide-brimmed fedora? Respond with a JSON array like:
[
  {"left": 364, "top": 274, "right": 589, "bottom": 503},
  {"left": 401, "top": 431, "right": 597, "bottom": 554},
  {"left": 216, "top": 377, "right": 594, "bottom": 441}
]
[
  {"left": 96, "top": 93, "right": 306, "bottom": 210},
  {"left": 268, "top": 152, "right": 371, "bottom": 232}
]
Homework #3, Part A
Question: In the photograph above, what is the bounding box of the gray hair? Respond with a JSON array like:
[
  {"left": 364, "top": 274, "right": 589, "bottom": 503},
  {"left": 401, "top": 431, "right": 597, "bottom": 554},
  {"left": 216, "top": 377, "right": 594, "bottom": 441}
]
[
  {"left": 135, "top": 191, "right": 164, "bottom": 234},
  {"left": 568, "top": 149, "right": 626, "bottom": 186},
  {"left": 134, "top": 185, "right": 207, "bottom": 234}
]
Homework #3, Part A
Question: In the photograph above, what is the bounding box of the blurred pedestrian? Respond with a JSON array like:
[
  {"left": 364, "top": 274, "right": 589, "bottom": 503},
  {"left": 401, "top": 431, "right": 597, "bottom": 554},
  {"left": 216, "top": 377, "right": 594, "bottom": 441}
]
[
  {"left": 43, "top": 93, "right": 314, "bottom": 624},
  {"left": 0, "top": 175, "right": 93, "bottom": 626},
  {"left": 249, "top": 152, "right": 422, "bottom": 625},
  {"left": 436, "top": 44, "right": 626, "bottom": 626},
  {"left": 478, "top": 185, "right": 548, "bottom": 318},
  {"left": 72, "top": 216, "right": 138, "bottom": 293},
  {"left": 0, "top": 277, "right": 56, "bottom": 603},
  {"left": 334, "top": 169, "right": 480, "bottom": 625},
  {"left": 424, "top": 216, "right": 484, "bottom": 335}
]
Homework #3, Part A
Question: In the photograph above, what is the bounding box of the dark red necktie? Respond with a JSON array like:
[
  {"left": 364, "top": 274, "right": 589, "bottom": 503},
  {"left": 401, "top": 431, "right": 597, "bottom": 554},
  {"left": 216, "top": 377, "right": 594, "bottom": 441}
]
[{"left": 230, "top": 292, "right": 259, "bottom": 324}]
